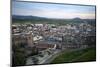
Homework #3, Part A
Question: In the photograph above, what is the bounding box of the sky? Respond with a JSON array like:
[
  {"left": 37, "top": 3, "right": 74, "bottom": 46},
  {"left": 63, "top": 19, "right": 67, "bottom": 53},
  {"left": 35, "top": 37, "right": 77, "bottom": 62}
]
[{"left": 12, "top": 1, "right": 96, "bottom": 19}]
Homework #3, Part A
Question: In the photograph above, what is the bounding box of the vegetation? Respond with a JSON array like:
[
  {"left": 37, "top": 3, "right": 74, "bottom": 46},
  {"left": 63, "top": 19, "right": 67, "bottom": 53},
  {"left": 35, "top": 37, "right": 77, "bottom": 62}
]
[
  {"left": 12, "top": 15, "right": 95, "bottom": 25},
  {"left": 12, "top": 45, "right": 27, "bottom": 66},
  {"left": 12, "top": 52, "right": 26, "bottom": 66},
  {"left": 75, "top": 49, "right": 96, "bottom": 62},
  {"left": 12, "top": 44, "right": 39, "bottom": 66},
  {"left": 50, "top": 47, "right": 96, "bottom": 64}
]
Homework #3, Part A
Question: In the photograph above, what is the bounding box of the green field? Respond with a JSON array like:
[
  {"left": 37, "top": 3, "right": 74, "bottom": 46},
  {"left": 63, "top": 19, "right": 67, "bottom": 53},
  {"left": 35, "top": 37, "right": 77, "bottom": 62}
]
[{"left": 50, "top": 48, "right": 96, "bottom": 64}]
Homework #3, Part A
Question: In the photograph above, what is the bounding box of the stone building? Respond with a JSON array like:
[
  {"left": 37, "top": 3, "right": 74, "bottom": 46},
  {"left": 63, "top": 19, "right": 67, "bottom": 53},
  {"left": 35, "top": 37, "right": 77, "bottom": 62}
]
[{"left": 12, "top": 32, "right": 33, "bottom": 47}]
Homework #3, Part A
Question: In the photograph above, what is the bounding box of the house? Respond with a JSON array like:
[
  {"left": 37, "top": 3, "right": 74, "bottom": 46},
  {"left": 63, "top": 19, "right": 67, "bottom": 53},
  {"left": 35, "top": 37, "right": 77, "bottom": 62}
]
[{"left": 33, "top": 35, "right": 43, "bottom": 41}]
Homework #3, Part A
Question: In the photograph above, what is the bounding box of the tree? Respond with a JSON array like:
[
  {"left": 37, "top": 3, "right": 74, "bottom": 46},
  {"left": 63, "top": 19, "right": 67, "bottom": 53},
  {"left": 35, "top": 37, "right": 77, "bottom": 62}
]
[{"left": 12, "top": 52, "right": 26, "bottom": 66}]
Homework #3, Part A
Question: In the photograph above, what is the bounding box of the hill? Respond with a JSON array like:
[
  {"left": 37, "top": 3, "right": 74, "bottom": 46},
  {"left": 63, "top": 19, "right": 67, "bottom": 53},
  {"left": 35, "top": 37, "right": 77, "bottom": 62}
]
[{"left": 12, "top": 15, "right": 95, "bottom": 25}]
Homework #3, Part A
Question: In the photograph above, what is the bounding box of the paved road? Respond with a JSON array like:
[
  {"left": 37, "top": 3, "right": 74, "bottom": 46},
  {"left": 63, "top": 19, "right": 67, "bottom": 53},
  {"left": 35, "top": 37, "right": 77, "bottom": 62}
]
[
  {"left": 26, "top": 57, "right": 34, "bottom": 65},
  {"left": 38, "top": 49, "right": 61, "bottom": 64},
  {"left": 26, "top": 46, "right": 89, "bottom": 65},
  {"left": 41, "top": 47, "right": 89, "bottom": 64}
]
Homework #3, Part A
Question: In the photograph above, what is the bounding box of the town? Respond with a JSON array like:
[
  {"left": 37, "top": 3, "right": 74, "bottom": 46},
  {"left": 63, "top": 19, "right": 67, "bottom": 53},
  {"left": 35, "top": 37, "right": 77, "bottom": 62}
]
[
  {"left": 12, "top": 21, "right": 96, "bottom": 65},
  {"left": 12, "top": 1, "right": 96, "bottom": 66}
]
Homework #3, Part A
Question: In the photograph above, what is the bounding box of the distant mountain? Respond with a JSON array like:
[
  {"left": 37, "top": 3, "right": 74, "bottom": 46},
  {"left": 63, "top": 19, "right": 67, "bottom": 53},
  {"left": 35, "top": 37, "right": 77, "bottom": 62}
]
[
  {"left": 73, "top": 17, "right": 82, "bottom": 20},
  {"left": 12, "top": 15, "right": 95, "bottom": 24},
  {"left": 12, "top": 15, "right": 48, "bottom": 20},
  {"left": 72, "top": 17, "right": 84, "bottom": 23},
  {"left": 13, "top": 15, "right": 84, "bottom": 20}
]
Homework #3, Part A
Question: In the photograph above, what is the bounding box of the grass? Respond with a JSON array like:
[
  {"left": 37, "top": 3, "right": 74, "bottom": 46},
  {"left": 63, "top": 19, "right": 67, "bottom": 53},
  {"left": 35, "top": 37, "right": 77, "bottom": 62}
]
[
  {"left": 74, "top": 49, "right": 96, "bottom": 62},
  {"left": 50, "top": 47, "right": 96, "bottom": 64}
]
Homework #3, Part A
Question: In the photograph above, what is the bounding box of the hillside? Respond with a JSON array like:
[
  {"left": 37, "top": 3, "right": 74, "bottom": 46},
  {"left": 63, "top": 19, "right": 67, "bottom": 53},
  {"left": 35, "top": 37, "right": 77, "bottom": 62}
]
[{"left": 12, "top": 15, "right": 96, "bottom": 25}]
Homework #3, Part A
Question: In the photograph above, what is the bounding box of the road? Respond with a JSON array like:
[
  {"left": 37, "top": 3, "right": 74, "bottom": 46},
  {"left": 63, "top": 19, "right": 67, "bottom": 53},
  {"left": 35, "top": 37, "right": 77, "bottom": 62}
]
[
  {"left": 38, "top": 49, "right": 61, "bottom": 64},
  {"left": 41, "top": 47, "right": 89, "bottom": 64},
  {"left": 26, "top": 46, "right": 89, "bottom": 65}
]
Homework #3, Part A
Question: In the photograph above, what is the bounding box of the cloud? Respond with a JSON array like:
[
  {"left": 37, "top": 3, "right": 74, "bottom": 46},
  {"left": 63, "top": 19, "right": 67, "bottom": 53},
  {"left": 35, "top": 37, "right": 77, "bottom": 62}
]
[
  {"left": 29, "top": 9, "right": 95, "bottom": 19},
  {"left": 12, "top": 1, "right": 95, "bottom": 19}
]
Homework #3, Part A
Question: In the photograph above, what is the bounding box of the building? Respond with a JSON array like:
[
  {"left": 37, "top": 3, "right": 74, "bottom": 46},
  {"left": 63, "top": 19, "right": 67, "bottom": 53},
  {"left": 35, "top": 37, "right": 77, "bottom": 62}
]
[
  {"left": 35, "top": 42, "right": 56, "bottom": 51},
  {"left": 12, "top": 32, "right": 33, "bottom": 47}
]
